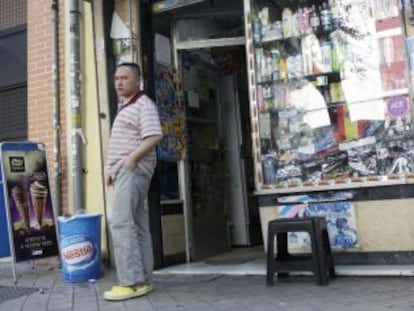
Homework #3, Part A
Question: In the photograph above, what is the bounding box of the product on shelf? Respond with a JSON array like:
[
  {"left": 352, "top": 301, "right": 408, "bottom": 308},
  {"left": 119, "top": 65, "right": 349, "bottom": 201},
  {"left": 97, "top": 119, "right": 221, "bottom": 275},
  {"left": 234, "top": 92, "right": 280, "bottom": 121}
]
[{"left": 252, "top": 0, "right": 413, "bottom": 188}]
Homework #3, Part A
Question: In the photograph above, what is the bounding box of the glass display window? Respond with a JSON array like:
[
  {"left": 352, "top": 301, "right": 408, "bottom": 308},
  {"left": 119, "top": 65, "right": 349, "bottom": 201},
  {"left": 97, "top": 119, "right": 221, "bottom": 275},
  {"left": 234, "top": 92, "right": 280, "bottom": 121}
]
[{"left": 247, "top": 0, "right": 414, "bottom": 191}]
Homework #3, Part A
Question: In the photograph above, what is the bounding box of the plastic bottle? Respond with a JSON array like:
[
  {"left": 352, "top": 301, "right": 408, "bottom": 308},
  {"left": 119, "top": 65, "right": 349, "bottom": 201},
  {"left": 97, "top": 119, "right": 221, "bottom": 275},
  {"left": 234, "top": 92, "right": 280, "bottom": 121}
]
[
  {"left": 297, "top": 7, "right": 304, "bottom": 34},
  {"left": 282, "top": 7, "right": 293, "bottom": 38},
  {"left": 309, "top": 5, "right": 320, "bottom": 33},
  {"left": 330, "top": 32, "right": 343, "bottom": 72},
  {"left": 320, "top": 39, "right": 332, "bottom": 72},
  {"left": 252, "top": 13, "right": 262, "bottom": 45},
  {"left": 301, "top": 35, "right": 313, "bottom": 75},
  {"left": 320, "top": 2, "right": 332, "bottom": 32},
  {"left": 302, "top": 6, "right": 311, "bottom": 34},
  {"left": 271, "top": 49, "right": 280, "bottom": 80},
  {"left": 262, "top": 155, "right": 277, "bottom": 184},
  {"left": 329, "top": 0, "right": 340, "bottom": 28},
  {"left": 278, "top": 51, "right": 288, "bottom": 81}
]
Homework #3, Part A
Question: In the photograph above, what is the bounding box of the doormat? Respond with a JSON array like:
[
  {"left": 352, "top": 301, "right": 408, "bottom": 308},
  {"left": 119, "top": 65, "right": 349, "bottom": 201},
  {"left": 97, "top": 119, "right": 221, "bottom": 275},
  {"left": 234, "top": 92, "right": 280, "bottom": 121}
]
[{"left": 0, "top": 285, "right": 38, "bottom": 302}]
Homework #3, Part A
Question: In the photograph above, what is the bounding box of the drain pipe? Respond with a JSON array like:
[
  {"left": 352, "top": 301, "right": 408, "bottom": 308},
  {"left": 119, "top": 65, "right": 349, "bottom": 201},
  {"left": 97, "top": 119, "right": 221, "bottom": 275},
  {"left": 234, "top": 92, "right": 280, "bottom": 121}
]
[
  {"left": 69, "top": 0, "right": 85, "bottom": 213},
  {"left": 128, "top": 0, "right": 134, "bottom": 61},
  {"left": 51, "top": 0, "right": 62, "bottom": 215}
]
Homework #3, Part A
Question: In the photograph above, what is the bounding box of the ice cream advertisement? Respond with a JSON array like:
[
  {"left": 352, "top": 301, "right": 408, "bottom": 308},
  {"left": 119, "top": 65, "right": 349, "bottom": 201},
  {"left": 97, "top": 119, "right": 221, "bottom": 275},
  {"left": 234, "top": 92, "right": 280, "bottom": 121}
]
[{"left": 1, "top": 146, "right": 58, "bottom": 262}]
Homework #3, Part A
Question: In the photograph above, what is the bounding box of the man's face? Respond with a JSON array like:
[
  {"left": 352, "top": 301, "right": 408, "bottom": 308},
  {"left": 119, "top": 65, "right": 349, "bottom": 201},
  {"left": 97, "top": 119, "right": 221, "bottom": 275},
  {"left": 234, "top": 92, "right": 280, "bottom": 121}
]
[{"left": 114, "top": 66, "right": 140, "bottom": 99}]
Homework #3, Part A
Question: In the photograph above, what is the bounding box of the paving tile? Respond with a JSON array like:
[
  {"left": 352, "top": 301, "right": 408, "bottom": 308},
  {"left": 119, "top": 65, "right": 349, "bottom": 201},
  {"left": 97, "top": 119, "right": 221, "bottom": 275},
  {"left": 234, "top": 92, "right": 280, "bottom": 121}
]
[
  {"left": 0, "top": 295, "right": 28, "bottom": 310},
  {"left": 1, "top": 262, "right": 414, "bottom": 311},
  {"left": 124, "top": 297, "right": 154, "bottom": 311}
]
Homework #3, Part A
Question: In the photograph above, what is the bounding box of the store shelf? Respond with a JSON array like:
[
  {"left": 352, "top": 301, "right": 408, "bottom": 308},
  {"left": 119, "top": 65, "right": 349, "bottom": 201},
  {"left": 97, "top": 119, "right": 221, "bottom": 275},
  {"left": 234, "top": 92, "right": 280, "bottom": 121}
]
[
  {"left": 376, "top": 26, "right": 402, "bottom": 38},
  {"left": 187, "top": 116, "right": 217, "bottom": 125},
  {"left": 305, "top": 71, "right": 341, "bottom": 80},
  {"left": 257, "top": 71, "right": 341, "bottom": 85},
  {"left": 328, "top": 100, "right": 346, "bottom": 106},
  {"left": 262, "top": 35, "right": 299, "bottom": 43},
  {"left": 160, "top": 199, "right": 183, "bottom": 205},
  {"left": 152, "top": 0, "right": 206, "bottom": 13},
  {"left": 176, "top": 36, "right": 245, "bottom": 50},
  {"left": 382, "top": 88, "right": 409, "bottom": 97},
  {"left": 256, "top": 178, "right": 414, "bottom": 195},
  {"left": 260, "top": 29, "right": 336, "bottom": 45}
]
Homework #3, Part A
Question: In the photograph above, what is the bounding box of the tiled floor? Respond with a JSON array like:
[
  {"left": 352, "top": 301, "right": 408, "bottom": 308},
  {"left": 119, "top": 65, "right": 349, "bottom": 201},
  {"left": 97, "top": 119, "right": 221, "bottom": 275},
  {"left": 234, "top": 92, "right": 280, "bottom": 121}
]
[{"left": 155, "top": 246, "right": 414, "bottom": 277}]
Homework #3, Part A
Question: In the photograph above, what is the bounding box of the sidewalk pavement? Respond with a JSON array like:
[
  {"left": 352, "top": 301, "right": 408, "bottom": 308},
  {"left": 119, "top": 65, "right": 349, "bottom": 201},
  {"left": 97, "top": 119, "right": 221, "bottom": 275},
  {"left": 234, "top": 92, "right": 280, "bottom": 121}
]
[{"left": 1, "top": 258, "right": 414, "bottom": 311}]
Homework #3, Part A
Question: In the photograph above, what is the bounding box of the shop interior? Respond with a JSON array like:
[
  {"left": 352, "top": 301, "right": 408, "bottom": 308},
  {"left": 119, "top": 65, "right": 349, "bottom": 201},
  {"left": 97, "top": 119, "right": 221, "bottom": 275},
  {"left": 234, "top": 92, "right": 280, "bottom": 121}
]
[{"left": 152, "top": 0, "right": 263, "bottom": 265}]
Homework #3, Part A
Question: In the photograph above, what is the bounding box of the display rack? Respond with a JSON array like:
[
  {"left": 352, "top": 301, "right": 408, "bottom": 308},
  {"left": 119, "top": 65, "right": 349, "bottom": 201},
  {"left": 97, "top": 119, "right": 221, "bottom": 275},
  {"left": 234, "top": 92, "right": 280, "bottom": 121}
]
[{"left": 245, "top": 0, "right": 414, "bottom": 193}]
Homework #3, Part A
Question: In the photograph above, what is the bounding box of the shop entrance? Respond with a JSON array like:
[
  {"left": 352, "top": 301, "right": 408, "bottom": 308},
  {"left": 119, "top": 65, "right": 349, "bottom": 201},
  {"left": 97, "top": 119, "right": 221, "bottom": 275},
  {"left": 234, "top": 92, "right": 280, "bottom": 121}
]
[
  {"left": 177, "top": 46, "right": 260, "bottom": 260},
  {"left": 151, "top": 1, "right": 262, "bottom": 264}
]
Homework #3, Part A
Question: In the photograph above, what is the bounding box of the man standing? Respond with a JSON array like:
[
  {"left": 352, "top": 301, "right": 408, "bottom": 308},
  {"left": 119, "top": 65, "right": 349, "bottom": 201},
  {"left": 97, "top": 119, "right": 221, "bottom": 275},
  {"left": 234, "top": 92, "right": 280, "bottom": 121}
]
[{"left": 104, "top": 63, "right": 162, "bottom": 301}]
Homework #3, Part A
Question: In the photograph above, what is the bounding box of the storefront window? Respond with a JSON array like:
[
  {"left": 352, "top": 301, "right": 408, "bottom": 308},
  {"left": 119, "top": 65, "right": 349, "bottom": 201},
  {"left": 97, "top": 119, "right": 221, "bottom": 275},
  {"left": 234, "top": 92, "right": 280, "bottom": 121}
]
[{"left": 249, "top": 0, "right": 414, "bottom": 190}]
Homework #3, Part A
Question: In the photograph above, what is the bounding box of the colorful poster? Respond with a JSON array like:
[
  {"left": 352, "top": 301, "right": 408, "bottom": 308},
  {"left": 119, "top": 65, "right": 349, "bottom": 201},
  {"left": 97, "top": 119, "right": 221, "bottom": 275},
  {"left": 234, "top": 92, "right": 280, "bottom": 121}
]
[
  {"left": 278, "top": 201, "right": 358, "bottom": 249},
  {"left": 0, "top": 144, "right": 59, "bottom": 262},
  {"left": 154, "top": 63, "right": 186, "bottom": 161}
]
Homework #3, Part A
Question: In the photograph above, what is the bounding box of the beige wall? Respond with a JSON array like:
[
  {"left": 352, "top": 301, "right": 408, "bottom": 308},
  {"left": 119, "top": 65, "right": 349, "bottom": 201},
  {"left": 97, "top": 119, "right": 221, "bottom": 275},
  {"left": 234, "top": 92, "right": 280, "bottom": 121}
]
[
  {"left": 64, "top": 0, "right": 108, "bottom": 257},
  {"left": 355, "top": 199, "right": 414, "bottom": 251},
  {"left": 61, "top": 0, "right": 142, "bottom": 261},
  {"left": 260, "top": 198, "right": 414, "bottom": 253}
]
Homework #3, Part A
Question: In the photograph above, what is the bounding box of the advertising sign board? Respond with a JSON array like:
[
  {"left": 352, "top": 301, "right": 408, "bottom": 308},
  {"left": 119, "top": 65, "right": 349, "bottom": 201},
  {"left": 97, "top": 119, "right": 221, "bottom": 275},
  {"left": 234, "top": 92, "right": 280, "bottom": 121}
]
[{"left": 0, "top": 142, "right": 59, "bottom": 264}]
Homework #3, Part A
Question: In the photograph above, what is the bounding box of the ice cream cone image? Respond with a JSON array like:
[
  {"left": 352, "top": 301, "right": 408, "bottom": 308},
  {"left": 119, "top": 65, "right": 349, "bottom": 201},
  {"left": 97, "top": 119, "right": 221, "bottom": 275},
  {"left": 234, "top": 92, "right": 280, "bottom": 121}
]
[
  {"left": 30, "top": 181, "right": 48, "bottom": 228},
  {"left": 11, "top": 186, "right": 30, "bottom": 231}
]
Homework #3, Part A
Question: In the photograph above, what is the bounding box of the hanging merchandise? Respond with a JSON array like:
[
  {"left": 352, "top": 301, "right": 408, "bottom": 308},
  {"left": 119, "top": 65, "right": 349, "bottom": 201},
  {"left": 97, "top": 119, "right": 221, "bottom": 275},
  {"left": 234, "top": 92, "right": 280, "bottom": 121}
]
[
  {"left": 154, "top": 64, "right": 186, "bottom": 161},
  {"left": 320, "top": 2, "right": 333, "bottom": 32},
  {"left": 110, "top": 11, "right": 135, "bottom": 64},
  {"left": 153, "top": 34, "right": 186, "bottom": 161}
]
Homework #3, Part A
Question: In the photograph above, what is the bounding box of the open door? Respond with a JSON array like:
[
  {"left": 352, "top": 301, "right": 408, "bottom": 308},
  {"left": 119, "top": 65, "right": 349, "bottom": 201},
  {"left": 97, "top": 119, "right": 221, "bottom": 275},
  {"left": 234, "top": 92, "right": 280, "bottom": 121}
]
[
  {"left": 180, "top": 51, "right": 231, "bottom": 260},
  {"left": 221, "top": 74, "right": 250, "bottom": 246}
]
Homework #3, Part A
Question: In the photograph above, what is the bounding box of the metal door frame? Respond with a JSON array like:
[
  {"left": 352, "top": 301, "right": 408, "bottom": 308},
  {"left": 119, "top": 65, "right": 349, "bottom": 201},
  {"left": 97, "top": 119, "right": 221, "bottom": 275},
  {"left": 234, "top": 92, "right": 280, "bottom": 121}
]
[{"left": 171, "top": 15, "right": 246, "bottom": 262}]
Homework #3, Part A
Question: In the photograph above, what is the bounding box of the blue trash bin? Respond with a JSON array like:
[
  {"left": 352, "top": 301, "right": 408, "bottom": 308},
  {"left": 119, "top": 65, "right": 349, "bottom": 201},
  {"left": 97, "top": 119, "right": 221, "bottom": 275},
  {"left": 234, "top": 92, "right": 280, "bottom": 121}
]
[{"left": 58, "top": 213, "right": 102, "bottom": 282}]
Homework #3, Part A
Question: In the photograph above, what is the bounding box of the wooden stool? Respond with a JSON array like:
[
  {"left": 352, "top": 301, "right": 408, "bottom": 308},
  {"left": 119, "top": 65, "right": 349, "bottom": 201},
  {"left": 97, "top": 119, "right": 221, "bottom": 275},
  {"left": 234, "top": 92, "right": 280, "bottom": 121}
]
[{"left": 266, "top": 216, "right": 335, "bottom": 286}]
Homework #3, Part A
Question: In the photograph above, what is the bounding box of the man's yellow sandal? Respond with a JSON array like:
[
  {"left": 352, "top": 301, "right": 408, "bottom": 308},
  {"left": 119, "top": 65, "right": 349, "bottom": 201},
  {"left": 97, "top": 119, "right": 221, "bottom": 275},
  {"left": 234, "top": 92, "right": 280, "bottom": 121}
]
[{"left": 103, "top": 284, "right": 154, "bottom": 301}]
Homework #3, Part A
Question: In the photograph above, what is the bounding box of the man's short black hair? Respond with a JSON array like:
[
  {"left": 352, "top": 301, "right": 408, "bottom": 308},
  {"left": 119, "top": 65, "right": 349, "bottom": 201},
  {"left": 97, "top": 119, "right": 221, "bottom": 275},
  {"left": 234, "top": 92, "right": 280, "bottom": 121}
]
[{"left": 117, "top": 62, "right": 141, "bottom": 77}]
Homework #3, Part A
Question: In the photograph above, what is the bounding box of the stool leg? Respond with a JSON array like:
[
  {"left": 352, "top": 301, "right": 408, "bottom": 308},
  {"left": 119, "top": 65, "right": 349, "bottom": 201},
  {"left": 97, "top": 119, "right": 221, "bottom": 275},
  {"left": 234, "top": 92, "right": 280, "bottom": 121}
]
[
  {"left": 276, "top": 232, "right": 289, "bottom": 260},
  {"left": 323, "top": 229, "right": 336, "bottom": 278},
  {"left": 314, "top": 222, "right": 329, "bottom": 285},
  {"left": 276, "top": 232, "right": 289, "bottom": 278},
  {"left": 309, "top": 228, "right": 324, "bottom": 285},
  {"left": 266, "top": 229, "right": 275, "bottom": 286}
]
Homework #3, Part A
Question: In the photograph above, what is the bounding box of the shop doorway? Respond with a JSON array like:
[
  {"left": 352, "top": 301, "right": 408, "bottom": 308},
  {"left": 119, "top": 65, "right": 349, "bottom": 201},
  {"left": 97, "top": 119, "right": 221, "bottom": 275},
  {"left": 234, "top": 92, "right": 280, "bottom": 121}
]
[
  {"left": 177, "top": 47, "right": 259, "bottom": 260},
  {"left": 150, "top": 1, "right": 262, "bottom": 264}
]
